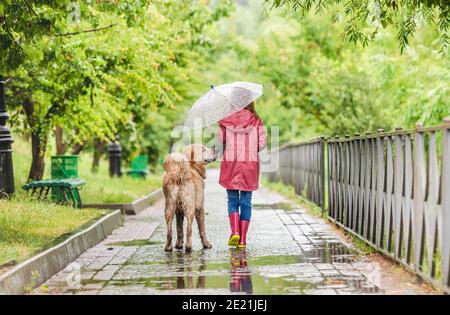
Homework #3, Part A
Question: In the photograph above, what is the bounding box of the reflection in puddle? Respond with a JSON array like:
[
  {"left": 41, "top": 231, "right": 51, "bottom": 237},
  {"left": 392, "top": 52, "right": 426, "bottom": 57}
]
[
  {"left": 171, "top": 251, "right": 206, "bottom": 290},
  {"left": 230, "top": 250, "right": 253, "bottom": 294}
]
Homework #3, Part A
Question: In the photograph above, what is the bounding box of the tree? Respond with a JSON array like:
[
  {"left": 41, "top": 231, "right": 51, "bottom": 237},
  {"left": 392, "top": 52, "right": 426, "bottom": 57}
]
[
  {"left": 3, "top": 0, "right": 234, "bottom": 180},
  {"left": 266, "top": 0, "right": 449, "bottom": 53}
]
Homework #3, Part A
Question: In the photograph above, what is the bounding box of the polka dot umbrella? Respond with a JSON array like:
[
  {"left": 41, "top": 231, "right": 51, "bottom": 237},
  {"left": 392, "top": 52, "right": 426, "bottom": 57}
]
[{"left": 184, "top": 81, "right": 263, "bottom": 129}]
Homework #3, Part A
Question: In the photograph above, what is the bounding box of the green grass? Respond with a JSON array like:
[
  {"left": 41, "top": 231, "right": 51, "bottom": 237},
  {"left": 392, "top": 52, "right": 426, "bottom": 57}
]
[
  {"left": 0, "top": 196, "right": 106, "bottom": 266},
  {"left": 347, "top": 234, "right": 377, "bottom": 255}
]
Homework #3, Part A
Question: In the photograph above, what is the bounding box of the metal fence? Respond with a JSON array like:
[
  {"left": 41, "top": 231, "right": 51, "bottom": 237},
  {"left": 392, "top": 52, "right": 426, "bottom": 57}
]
[
  {"left": 266, "top": 137, "right": 326, "bottom": 209},
  {"left": 266, "top": 120, "right": 450, "bottom": 292}
]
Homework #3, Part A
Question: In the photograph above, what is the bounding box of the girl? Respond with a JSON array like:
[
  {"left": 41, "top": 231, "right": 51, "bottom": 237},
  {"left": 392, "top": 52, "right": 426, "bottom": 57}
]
[{"left": 216, "top": 101, "right": 267, "bottom": 249}]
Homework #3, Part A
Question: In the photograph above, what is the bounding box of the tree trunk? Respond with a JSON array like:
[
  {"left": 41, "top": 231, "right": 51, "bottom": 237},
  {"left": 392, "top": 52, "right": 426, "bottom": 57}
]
[
  {"left": 54, "top": 126, "right": 66, "bottom": 155},
  {"left": 92, "top": 139, "right": 106, "bottom": 173},
  {"left": 72, "top": 143, "right": 84, "bottom": 155},
  {"left": 28, "top": 131, "right": 47, "bottom": 181},
  {"left": 22, "top": 98, "right": 47, "bottom": 181}
]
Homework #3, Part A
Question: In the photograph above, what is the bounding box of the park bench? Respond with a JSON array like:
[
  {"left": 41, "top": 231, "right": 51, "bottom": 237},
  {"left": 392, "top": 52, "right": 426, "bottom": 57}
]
[
  {"left": 126, "top": 155, "right": 150, "bottom": 179},
  {"left": 22, "top": 178, "right": 86, "bottom": 208}
]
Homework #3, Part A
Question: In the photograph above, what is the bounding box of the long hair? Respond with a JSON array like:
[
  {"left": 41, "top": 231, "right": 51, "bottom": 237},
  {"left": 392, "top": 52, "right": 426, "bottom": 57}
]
[{"left": 244, "top": 101, "right": 259, "bottom": 119}]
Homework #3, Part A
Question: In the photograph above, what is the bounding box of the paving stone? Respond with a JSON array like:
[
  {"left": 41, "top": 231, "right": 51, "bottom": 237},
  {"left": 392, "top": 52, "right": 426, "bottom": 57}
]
[
  {"left": 93, "top": 265, "right": 121, "bottom": 281},
  {"left": 320, "top": 270, "right": 341, "bottom": 277}
]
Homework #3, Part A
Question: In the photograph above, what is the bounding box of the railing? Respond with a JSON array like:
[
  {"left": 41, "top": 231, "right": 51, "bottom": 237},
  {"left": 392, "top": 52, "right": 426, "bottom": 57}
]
[
  {"left": 265, "top": 120, "right": 450, "bottom": 292},
  {"left": 266, "top": 137, "right": 326, "bottom": 209}
]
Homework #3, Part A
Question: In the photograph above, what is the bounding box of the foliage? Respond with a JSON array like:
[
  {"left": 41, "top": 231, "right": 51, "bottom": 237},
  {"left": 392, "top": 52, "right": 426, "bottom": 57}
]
[
  {"left": 245, "top": 1, "right": 449, "bottom": 140},
  {"left": 2, "top": 0, "right": 234, "bottom": 180},
  {"left": 0, "top": 0, "right": 154, "bottom": 71},
  {"left": 0, "top": 0, "right": 68, "bottom": 71},
  {"left": 266, "top": 0, "right": 450, "bottom": 53}
]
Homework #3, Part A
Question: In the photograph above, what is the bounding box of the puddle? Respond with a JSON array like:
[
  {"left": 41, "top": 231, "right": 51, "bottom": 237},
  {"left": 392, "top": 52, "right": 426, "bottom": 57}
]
[
  {"left": 57, "top": 216, "right": 376, "bottom": 295},
  {"left": 100, "top": 247, "right": 379, "bottom": 295},
  {"left": 106, "top": 273, "right": 317, "bottom": 294},
  {"left": 301, "top": 243, "right": 358, "bottom": 263}
]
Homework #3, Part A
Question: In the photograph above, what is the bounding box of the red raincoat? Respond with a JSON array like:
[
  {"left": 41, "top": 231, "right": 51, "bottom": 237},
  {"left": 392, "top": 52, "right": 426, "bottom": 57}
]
[{"left": 217, "top": 109, "right": 267, "bottom": 191}]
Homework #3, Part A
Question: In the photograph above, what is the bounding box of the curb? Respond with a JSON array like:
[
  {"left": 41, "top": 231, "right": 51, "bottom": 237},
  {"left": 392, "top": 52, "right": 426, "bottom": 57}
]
[
  {"left": 0, "top": 210, "right": 123, "bottom": 295},
  {"left": 83, "top": 188, "right": 163, "bottom": 215},
  {"left": 126, "top": 188, "right": 163, "bottom": 215}
]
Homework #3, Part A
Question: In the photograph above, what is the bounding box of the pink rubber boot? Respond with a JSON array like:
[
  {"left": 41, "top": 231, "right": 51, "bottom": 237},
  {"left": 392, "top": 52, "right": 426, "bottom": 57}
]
[
  {"left": 228, "top": 212, "right": 240, "bottom": 247},
  {"left": 237, "top": 220, "right": 250, "bottom": 249}
]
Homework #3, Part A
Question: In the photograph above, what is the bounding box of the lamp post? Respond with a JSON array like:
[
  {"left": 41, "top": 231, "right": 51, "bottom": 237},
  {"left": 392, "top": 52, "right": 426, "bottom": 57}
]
[
  {"left": 108, "top": 136, "right": 122, "bottom": 178},
  {"left": 0, "top": 76, "right": 15, "bottom": 197}
]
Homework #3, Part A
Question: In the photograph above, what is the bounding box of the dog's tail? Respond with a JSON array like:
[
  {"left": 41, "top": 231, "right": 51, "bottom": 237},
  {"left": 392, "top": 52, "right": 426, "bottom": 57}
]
[{"left": 163, "top": 153, "right": 191, "bottom": 185}]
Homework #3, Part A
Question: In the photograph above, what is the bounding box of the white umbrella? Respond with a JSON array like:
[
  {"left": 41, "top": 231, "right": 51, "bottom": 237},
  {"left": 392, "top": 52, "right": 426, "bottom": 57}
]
[{"left": 184, "top": 81, "right": 263, "bottom": 128}]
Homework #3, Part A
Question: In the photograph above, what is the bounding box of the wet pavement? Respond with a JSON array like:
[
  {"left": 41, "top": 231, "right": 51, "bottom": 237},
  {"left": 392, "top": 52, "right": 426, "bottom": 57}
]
[{"left": 35, "top": 169, "right": 383, "bottom": 295}]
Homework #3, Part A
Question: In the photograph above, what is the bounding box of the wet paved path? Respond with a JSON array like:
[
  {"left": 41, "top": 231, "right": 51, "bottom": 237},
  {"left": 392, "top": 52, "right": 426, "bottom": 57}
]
[{"left": 36, "top": 169, "right": 386, "bottom": 295}]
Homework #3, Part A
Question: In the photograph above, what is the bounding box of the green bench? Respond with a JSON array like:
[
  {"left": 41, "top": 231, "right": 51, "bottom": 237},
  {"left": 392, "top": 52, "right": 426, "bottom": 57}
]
[
  {"left": 126, "top": 155, "right": 150, "bottom": 179},
  {"left": 23, "top": 178, "right": 86, "bottom": 208}
]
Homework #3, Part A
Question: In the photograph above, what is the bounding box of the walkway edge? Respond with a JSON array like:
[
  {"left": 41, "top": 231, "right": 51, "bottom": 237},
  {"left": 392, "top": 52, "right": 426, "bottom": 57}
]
[
  {"left": 127, "top": 188, "right": 163, "bottom": 215},
  {"left": 82, "top": 188, "right": 163, "bottom": 215},
  {"left": 0, "top": 210, "right": 123, "bottom": 295}
]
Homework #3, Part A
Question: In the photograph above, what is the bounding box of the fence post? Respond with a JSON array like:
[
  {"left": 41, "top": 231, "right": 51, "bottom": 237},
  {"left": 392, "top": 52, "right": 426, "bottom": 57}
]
[
  {"left": 413, "top": 123, "right": 426, "bottom": 270},
  {"left": 320, "top": 136, "right": 325, "bottom": 211},
  {"left": 363, "top": 133, "right": 372, "bottom": 240},
  {"left": 385, "top": 134, "right": 394, "bottom": 252},
  {"left": 327, "top": 137, "right": 332, "bottom": 218},
  {"left": 335, "top": 135, "right": 342, "bottom": 223},
  {"left": 375, "top": 129, "right": 385, "bottom": 247},
  {"left": 357, "top": 133, "right": 365, "bottom": 235},
  {"left": 393, "top": 129, "right": 404, "bottom": 258},
  {"left": 343, "top": 135, "right": 350, "bottom": 227},
  {"left": 441, "top": 118, "right": 450, "bottom": 288}
]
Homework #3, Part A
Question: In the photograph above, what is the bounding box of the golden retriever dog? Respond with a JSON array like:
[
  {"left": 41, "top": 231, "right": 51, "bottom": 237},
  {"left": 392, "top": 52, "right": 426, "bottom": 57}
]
[{"left": 162, "top": 144, "right": 216, "bottom": 252}]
